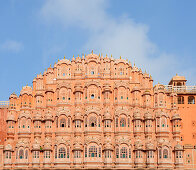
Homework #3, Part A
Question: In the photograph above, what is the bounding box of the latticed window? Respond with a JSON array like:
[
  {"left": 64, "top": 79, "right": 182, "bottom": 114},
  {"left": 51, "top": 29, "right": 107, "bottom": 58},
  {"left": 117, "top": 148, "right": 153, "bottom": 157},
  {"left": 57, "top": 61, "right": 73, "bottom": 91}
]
[
  {"left": 128, "top": 118, "right": 130, "bottom": 127},
  {"left": 44, "top": 151, "right": 50, "bottom": 158},
  {"left": 55, "top": 146, "right": 57, "bottom": 158},
  {"left": 5, "top": 151, "right": 11, "bottom": 159},
  {"left": 99, "top": 146, "right": 101, "bottom": 157},
  {"left": 120, "top": 147, "right": 127, "bottom": 158},
  {"left": 85, "top": 117, "right": 87, "bottom": 127},
  {"left": 74, "top": 151, "right": 81, "bottom": 158},
  {"left": 120, "top": 118, "right": 126, "bottom": 127},
  {"left": 161, "top": 117, "right": 167, "bottom": 127},
  {"left": 129, "top": 148, "right": 131, "bottom": 158},
  {"left": 58, "top": 147, "right": 66, "bottom": 158},
  {"left": 116, "top": 147, "right": 119, "bottom": 158},
  {"left": 68, "top": 118, "right": 71, "bottom": 128},
  {"left": 60, "top": 118, "right": 66, "bottom": 127},
  {"left": 45, "top": 120, "right": 52, "bottom": 128},
  {"left": 163, "top": 149, "right": 168, "bottom": 158},
  {"left": 33, "top": 151, "right": 39, "bottom": 158},
  {"left": 25, "top": 150, "right": 28, "bottom": 159},
  {"left": 105, "top": 120, "right": 111, "bottom": 127},
  {"left": 89, "top": 116, "right": 97, "bottom": 127},
  {"left": 105, "top": 150, "right": 111, "bottom": 158},
  {"left": 19, "top": 149, "right": 24, "bottom": 159},
  {"left": 85, "top": 146, "right": 87, "bottom": 157},
  {"left": 159, "top": 148, "right": 162, "bottom": 158},
  {"left": 89, "top": 146, "right": 97, "bottom": 157},
  {"left": 147, "top": 151, "right": 153, "bottom": 158},
  {"left": 75, "top": 120, "right": 81, "bottom": 128},
  {"left": 67, "top": 147, "right": 70, "bottom": 158}
]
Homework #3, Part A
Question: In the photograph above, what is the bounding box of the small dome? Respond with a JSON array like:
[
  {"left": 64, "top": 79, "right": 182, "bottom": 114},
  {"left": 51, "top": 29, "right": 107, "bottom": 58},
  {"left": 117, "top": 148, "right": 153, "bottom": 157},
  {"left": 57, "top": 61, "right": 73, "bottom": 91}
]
[
  {"left": 20, "top": 86, "right": 32, "bottom": 95},
  {"left": 144, "top": 112, "right": 153, "bottom": 120},
  {"left": 57, "top": 57, "right": 71, "bottom": 65},
  {"left": 37, "top": 73, "right": 43, "bottom": 79},
  {"left": 9, "top": 92, "right": 17, "bottom": 99},
  {"left": 4, "top": 144, "right": 12, "bottom": 151},
  {"left": 133, "top": 110, "right": 142, "bottom": 120},
  {"left": 104, "top": 111, "right": 112, "bottom": 120},
  {"left": 172, "top": 113, "right": 181, "bottom": 120},
  {"left": 103, "top": 143, "right": 113, "bottom": 151},
  {"left": 174, "top": 143, "right": 183, "bottom": 151}
]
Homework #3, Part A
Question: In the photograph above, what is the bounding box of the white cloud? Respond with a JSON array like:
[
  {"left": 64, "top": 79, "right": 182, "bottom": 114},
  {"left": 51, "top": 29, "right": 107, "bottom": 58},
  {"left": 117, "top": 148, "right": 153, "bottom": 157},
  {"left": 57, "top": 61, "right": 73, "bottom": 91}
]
[
  {"left": 40, "top": 0, "right": 191, "bottom": 84},
  {"left": 0, "top": 40, "right": 23, "bottom": 53}
]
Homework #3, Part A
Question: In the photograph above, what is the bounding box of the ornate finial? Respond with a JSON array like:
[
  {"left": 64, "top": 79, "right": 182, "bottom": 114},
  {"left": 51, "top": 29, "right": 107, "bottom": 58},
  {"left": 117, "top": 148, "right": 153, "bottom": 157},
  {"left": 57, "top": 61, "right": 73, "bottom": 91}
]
[
  {"left": 126, "top": 59, "right": 128, "bottom": 61},
  {"left": 73, "top": 55, "right": 74, "bottom": 58},
  {"left": 45, "top": 69, "right": 46, "bottom": 71},
  {"left": 78, "top": 54, "right": 79, "bottom": 57},
  {"left": 111, "top": 54, "right": 113, "bottom": 58},
  {"left": 85, "top": 54, "right": 86, "bottom": 57},
  {"left": 101, "top": 53, "right": 103, "bottom": 56},
  {"left": 134, "top": 61, "right": 135, "bottom": 66},
  {"left": 176, "top": 73, "right": 178, "bottom": 76},
  {"left": 50, "top": 64, "right": 51, "bottom": 67},
  {"left": 55, "top": 62, "right": 56, "bottom": 64},
  {"left": 99, "top": 54, "right": 100, "bottom": 57},
  {"left": 129, "top": 61, "right": 131, "bottom": 64},
  {"left": 120, "top": 56, "right": 121, "bottom": 59},
  {"left": 26, "top": 84, "right": 28, "bottom": 86},
  {"left": 58, "top": 59, "right": 59, "bottom": 62},
  {"left": 106, "top": 54, "right": 108, "bottom": 57},
  {"left": 92, "top": 50, "right": 93, "bottom": 54}
]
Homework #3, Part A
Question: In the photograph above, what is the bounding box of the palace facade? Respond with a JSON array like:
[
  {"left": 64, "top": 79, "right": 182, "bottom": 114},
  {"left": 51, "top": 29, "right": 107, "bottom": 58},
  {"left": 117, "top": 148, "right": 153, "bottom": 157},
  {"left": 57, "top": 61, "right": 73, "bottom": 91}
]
[{"left": 0, "top": 52, "right": 195, "bottom": 169}]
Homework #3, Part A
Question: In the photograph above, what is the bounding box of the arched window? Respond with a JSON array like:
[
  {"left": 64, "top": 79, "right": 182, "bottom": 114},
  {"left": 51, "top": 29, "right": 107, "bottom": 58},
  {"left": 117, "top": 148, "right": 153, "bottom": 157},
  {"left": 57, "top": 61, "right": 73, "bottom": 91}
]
[
  {"left": 58, "top": 147, "right": 66, "bottom": 158},
  {"left": 120, "top": 118, "right": 126, "bottom": 127},
  {"left": 116, "top": 118, "right": 118, "bottom": 127},
  {"left": 89, "top": 146, "right": 97, "bottom": 157},
  {"left": 188, "top": 96, "right": 195, "bottom": 104},
  {"left": 120, "top": 147, "right": 127, "bottom": 158},
  {"left": 60, "top": 118, "right": 66, "bottom": 127},
  {"left": 19, "top": 149, "right": 24, "bottom": 159},
  {"left": 116, "top": 147, "right": 119, "bottom": 158},
  {"left": 25, "top": 150, "right": 28, "bottom": 159},
  {"left": 68, "top": 118, "right": 70, "bottom": 128},
  {"left": 91, "top": 94, "right": 95, "bottom": 99},
  {"left": 178, "top": 96, "right": 184, "bottom": 104},
  {"left": 89, "top": 116, "right": 97, "bottom": 127},
  {"left": 161, "top": 117, "right": 166, "bottom": 127},
  {"left": 5, "top": 151, "right": 11, "bottom": 159},
  {"left": 163, "top": 149, "right": 168, "bottom": 158},
  {"left": 67, "top": 147, "right": 70, "bottom": 158}
]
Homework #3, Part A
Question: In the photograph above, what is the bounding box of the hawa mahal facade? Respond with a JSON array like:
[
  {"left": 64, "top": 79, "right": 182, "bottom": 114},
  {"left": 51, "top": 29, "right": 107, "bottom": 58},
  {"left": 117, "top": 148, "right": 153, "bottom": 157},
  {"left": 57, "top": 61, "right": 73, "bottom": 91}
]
[{"left": 0, "top": 52, "right": 195, "bottom": 169}]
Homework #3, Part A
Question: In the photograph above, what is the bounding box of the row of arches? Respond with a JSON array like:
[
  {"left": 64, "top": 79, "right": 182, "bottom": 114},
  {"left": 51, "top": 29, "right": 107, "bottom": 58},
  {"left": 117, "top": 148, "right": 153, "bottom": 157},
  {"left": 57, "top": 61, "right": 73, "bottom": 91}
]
[{"left": 5, "top": 145, "right": 175, "bottom": 161}]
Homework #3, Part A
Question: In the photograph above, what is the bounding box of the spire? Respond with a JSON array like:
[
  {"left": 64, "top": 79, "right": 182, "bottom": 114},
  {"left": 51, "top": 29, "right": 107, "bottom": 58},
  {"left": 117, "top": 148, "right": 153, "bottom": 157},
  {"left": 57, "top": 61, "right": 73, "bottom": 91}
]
[
  {"left": 64, "top": 56, "right": 65, "bottom": 59},
  {"left": 120, "top": 56, "right": 121, "bottom": 59},
  {"left": 91, "top": 50, "right": 93, "bottom": 54}
]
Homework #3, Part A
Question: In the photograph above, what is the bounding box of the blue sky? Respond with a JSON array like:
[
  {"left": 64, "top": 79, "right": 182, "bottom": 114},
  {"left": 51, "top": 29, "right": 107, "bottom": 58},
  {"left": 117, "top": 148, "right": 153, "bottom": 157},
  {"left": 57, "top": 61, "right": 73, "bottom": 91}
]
[{"left": 0, "top": 0, "right": 196, "bottom": 100}]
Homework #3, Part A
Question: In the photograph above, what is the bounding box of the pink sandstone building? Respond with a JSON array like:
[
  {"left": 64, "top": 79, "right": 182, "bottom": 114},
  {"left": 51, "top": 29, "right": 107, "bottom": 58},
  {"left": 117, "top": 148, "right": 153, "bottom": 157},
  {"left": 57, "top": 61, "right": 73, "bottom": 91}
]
[{"left": 0, "top": 52, "right": 195, "bottom": 169}]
